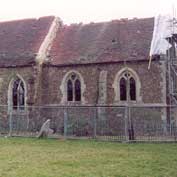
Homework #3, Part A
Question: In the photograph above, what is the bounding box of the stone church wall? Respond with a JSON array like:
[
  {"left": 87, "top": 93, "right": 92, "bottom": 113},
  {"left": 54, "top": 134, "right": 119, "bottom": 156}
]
[
  {"left": 0, "top": 66, "right": 35, "bottom": 105},
  {"left": 32, "top": 59, "right": 167, "bottom": 136},
  {"left": 0, "top": 66, "right": 35, "bottom": 133},
  {"left": 0, "top": 59, "right": 164, "bottom": 107},
  {"left": 0, "top": 59, "right": 167, "bottom": 135},
  {"left": 41, "top": 60, "right": 165, "bottom": 105}
]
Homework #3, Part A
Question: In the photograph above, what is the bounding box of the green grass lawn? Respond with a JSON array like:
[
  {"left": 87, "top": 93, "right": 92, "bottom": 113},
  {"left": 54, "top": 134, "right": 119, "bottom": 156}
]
[{"left": 0, "top": 138, "right": 177, "bottom": 177}]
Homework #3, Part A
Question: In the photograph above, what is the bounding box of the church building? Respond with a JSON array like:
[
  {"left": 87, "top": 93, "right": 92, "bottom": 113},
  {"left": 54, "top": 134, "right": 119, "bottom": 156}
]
[{"left": 0, "top": 16, "right": 176, "bottom": 135}]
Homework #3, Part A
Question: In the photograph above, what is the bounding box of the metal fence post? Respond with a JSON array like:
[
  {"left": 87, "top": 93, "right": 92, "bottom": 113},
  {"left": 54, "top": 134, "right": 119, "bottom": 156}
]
[
  {"left": 64, "top": 108, "right": 68, "bottom": 139},
  {"left": 93, "top": 107, "right": 97, "bottom": 139},
  {"left": 9, "top": 107, "right": 12, "bottom": 137},
  {"left": 124, "top": 105, "right": 129, "bottom": 142}
]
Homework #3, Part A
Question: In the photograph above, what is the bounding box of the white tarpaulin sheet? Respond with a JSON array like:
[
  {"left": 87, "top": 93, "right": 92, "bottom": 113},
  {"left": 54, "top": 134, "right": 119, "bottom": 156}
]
[{"left": 150, "top": 15, "right": 177, "bottom": 56}]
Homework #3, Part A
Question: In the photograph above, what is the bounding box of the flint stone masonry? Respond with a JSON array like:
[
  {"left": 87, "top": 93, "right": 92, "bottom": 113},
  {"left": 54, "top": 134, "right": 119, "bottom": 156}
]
[
  {"left": 98, "top": 70, "right": 108, "bottom": 123},
  {"left": 41, "top": 60, "right": 164, "bottom": 105},
  {"left": 98, "top": 70, "right": 107, "bottom": 104}
]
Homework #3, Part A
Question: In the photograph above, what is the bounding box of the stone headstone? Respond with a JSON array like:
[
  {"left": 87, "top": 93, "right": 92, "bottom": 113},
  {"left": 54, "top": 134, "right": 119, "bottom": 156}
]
[{"left": 37, "top": 119, "right": 54, "bottom": 138}]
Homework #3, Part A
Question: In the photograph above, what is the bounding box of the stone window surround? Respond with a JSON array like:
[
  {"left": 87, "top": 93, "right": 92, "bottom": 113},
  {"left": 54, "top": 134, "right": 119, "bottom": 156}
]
[
  {"left": 60, "top": 70, "right": 86, "bottom": 104},
  {"left": 112, "top": 67, "right": 142, "bottom": 103},
  {"left": 8, "top": 74, "right": 27, "bottom": 112}
]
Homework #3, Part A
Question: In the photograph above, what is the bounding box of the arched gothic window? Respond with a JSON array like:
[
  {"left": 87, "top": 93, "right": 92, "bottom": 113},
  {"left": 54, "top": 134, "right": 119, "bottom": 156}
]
[
  {"left": 119, "top": 71, "right": 136, "bottom": 101},
  {"left": 12, "top": 78, "right": 25, "bottom": 110},
  {"left": 60, "top": 70, "right": 86, "bottom": 104},
  {"left": 67, "top": 73, "right": 81, "bottom": 102}
]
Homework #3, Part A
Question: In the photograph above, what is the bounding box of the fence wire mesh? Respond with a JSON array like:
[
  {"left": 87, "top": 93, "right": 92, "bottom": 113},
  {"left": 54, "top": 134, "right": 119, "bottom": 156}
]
[{"left": 1, "top": 105, "right": 177, "bottom": 142}]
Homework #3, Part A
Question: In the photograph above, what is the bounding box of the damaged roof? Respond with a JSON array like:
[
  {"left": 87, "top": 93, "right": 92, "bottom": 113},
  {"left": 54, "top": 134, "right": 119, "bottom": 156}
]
[
  {"left": 50, "top": 17, "right": 154, "bottom": 65},
  {"left": 0, "top": 16, "right": 54, "bottom": 67}
]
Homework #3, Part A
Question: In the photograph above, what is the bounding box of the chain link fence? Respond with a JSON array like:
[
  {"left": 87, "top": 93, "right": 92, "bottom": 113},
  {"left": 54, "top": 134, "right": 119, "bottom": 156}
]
[{"left": 1, "top": 105, "right": 177, "bottom": 142}]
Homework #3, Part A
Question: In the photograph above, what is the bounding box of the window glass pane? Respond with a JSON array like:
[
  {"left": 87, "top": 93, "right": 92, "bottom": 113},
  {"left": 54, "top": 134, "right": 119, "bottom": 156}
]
[
  {"left": 130, "top": 77, "right": 136, "bottom": 101},
  {"left": 12, "top": 89, "right": 18, "bottom": 109},
  {"left": 120, "top": 78, "right": 127, "bottom": 101},
  {"left": 12, "top": 78, "right": 25, "bottom": 110},
  {"left": 67, "top": 80, "right": 73, "bottom": 101},
  {"left": 19, "top": 82, "right": 25, "bottom": 109},
  {"left": 75, "top": 79, "right": 81, "bottom": 101},
  {"left": 12, "top": 79, "right": 20, "bottom": 109}
]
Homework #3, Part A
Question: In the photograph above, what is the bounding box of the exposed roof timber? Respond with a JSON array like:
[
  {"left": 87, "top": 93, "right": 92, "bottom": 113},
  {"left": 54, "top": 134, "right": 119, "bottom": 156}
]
[
  {"left": 173, "top": 34, "right": 177, "bottom": 43},
  {"left": 166, "top": 35, "right": 177, "bottom": 44}
]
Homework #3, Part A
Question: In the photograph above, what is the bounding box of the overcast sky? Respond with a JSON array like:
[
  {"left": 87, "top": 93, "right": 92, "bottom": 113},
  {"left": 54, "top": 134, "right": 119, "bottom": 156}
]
[{"left": 0, "top": 0, "right": 177, "bottom": 24}]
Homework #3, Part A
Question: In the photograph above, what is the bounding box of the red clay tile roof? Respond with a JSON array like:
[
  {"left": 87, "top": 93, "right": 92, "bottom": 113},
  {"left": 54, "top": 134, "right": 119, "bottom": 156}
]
[
  {"left": 0, "top": 16, "right": 54, "bottom": 67},
  {"left": 50, "top": 17, "right": 154, "bottom": 65}
]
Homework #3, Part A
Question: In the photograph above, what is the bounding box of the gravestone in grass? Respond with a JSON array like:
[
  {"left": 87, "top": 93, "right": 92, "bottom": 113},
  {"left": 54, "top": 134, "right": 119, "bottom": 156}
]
[{"left": 37, "top": 119, "right": 54, "bottom": 138}]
